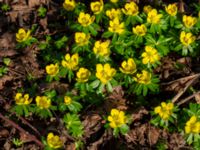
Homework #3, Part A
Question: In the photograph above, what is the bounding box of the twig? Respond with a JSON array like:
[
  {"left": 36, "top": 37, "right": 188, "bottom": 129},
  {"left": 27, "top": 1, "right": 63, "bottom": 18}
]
[
  {"left": 172, "top": 74, "right": 200, "bottom": 103},
  {"left": 177, "top": 91, "right": 200, "bottom": 106},
  {"left": 0, "top": 113, "right": 43, "bottom": 148}
]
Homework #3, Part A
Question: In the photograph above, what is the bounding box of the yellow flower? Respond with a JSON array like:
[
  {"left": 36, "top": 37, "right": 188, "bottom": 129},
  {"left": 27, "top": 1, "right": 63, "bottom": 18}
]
[
  {"left": 108, "top": 17, "right": 125, "bottom": 34},
  {"left": 106, "top": 8, "right": 121, "bottom": 20},
  {"left": 47, "top": 132, "right": 63, "bottom": 149},
  {"left": 76, "top": 67, "right": 91, "bottom": 83},
  {"left": 96, "top": 63, "right": 116, "bottom": 84},
  {"left": 16, "top": 28, "right": 31, "bottom": 42},
  {"left": 110, "top": 0, "right": 118, "bottom": 3},
  {"left": 62, "top": 53, "right": 79, "bottom": 70},
  {"left": 78, "top": 12, "right": 95, "bottom": 27},
  {"left": 147, "top": 9, "right": 162, "bottom": 24},
  {"left": 185, "top": 116, "right": 200, "bottom": 134},
  {"left": 91, "top": 0, "right": 103, "bottom": 14},
  {"left": 64, "top": 96, "right": 72, "bottom": 105},
  {"left": 141, "top": 46, "right": 160, "bottom": 64},
  {"left": 46, "top": 63, "right": 59, "bottom": 76},
  {"left": 134, "top": 70, "right": 151, "bottom": 84},
  {"left": 35, "top": 96, "right": 51, "bottom": 109},
  {"left": 120, "top": 58, "right": 137, "bottom": 74},
  {"left": 122, "top": 2, "right": 139, "bottom": 16},
  {"left": 75, "top": 32, "right": 90, "bottom": 46},
  {"left": 183, "top": 15, "right": 197, "bottom": 28},
  {"left": 165, "top": 3, "right": 178, "bottom": 16},
  {"left": 15, "top": 93, "right": 32, "bottom": 105},
  {"left": 143, "top": 5, "right": 153, "bottom": 14},
  {"left": 180, "top": 31, "right": 196, "bottom": 46},
  {"left": 93, "top": 40, "right": 110, "bottom": 57},
  {"left": 132, "top": 24, "right": 147, "bottom": 36},
  {"left": 108, "top": 109, "right": 126, "bottom": 128},
  {"left": 154, "top": 102, "right": 174, "bottom": 120},
  {"left": 63, "top": 0, "right": 76, "bottom": 11}
]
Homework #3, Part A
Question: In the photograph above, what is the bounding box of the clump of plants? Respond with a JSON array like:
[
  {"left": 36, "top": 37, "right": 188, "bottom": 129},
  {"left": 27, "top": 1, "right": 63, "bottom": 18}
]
[{"left": 11, "top": 0, "right": 200, "bottom": 149}]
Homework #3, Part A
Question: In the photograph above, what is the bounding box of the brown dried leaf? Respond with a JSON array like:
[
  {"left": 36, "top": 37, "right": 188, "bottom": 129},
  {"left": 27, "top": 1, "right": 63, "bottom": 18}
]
[
  {"left": 0, "top": 75, "right": 13, "bottom": 90},
  {"left": 0, "top": 129, "right": 9, "bottom": 138},
  {"left": 148, "top": 126, "right": 160, "bottom": 145}
]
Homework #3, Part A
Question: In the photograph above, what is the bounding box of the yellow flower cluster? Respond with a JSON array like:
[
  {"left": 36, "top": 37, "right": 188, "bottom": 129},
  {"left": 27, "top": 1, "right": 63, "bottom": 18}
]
[
  {"left": 15, "top": 93, "right": 32, "bottom": 105},
  {"left": 35, "top": 96, "right": 51, "bottom": 109},
  {"left": 63, "top": 0, "right": 76, "bottom": 11},
  {"left": 120, "top": 58, "right": 137, "bottom": 74},
  {"left": 46, "top": 63, "right": 59, "bottom": 76},
  {"left": 165, "top": 3, "right": 177, "bottom": 16},
  {"left": 76, "top": 67, "right": 91, "bottom": 83},
  {"left": 122, "top": 2, "right": 139, "bottom": 16},
  {"left": 132, "top": 24, "right": 147, "bottom": 36},
  {"left": 147, "top": 9, "right": 162, "bottom": 24},
  {"left": 185, "top": 116, "right": 200, "bottom": 134},
  {"left": 78, "top": 12, "right": 95, "bottom": 27},
  {"left": 180, "top": 31, "right": 196, "bottom": 46},
  {"left": 47, "top": 132, "right": 63, "bottom": 149},
  {"left": 96, "top": 63, "right": 116, "bottom": 84},
  {"left": 64, "top": 96, "right": 72, "bottom": 105},
  {"left": 108, "top": 17, "right": 125, "bottom": 34},
  {"left": 93, "top": 40, "right": 110, "bottom": 57},
  {"left": 90, "top": 0, "right": 103, "bottom": 14},
  {"left": 154, "top": 102, "right": 174, "bottom": 120},
  {"left": 141, "top": 46, "right": 160, "bottom": 65},
  {"left": 183, "top": 15, "right": 197, "bottom": 28},
  {"left": 106, "top": 8, "right": 121, "bottom": 20},
  {"left": 62, "top": 53, "right": 79, "bottom": 70},
  {"left": 108, "top": 109, "right": 126, "bottom": 128},
  {"left": 134, "top": 70, "right": 151, "bottom": 84},
  {"left": 75, "top": 32, "right": 90, "bottom": 46},
  {"left": 16, "top": 28, "right": 31, "bottom": 42}
]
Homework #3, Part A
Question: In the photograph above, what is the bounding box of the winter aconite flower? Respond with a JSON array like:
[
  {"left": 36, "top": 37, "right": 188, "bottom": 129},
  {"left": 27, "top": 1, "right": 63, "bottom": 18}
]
[
  {"left": 108, "top": 109, "right": 126, "bottom": 128},
  {"left": 76, "top": 67, "right": 91, "bottom": 83},
  {"left": 78, "top": 12, "right": 95, "bottom": 27},
  {"left": 154, "top": 102, "right": 174, "bottom": 120},
  {"left": 64, "top": 96, "right": 72, "bottom": 105},
  {"left": 141, "top": 46, "right": 160, "bottom": 65},
  {"left": 185, "top": 116, "right": 200, "bottom": 134},
  {"left": 35, "top": 96, "right": 51, "bottom": 109},
  {"left": 165, "top": 3, "right": 178, "bottom": 16},
  {"left": 122, "top": 2, "right": 139, "bottom": 16},
  {"left": 147, "top": 9, "right": 162, "bottom": 24},
  {"left": 143, "top": 5, "right": 153, "bottom": 14},
  {"left": 180, "top": 31, "right": 196, "bottom": 46},
  {"left": 120, "top": 58, "right": 137, "bottom": 74},
  {"left": 96, "top": 63, "right": 116, "bottom": 84},
  {"left": 132, "top": 24, "right": 147, "bottom": 36},
  {"left": 62, "top": 53, "right": 79, "bottom": 70},
  {"left": 93, "top": 40, "right": 110, "bottom": 57},
  {"left": 47, "top": 132, "right": 63, "bottom": 149},
  {"left": 63, "top": 0, "right": 76, "bottom": 11},
  {"left": 106, "top": 8, "right": 121, "bottom": 20},
  {"left": 16, "top": 28, "right": 31, "bottom": 42},
  {"left": 110, "top": 0, "right": 118, "bottom": 3},
  {"left": 15, "top": 93, "right": 32, "bottom": 105},
  {"left": 134, "top": 70, "right": 151, "bottom": 84},
  {"left": 46, "top": 64, "right": 59, "bottom": 76},
  {"left": 183, "top": 15, "right": 197, "bottom": 28},
  {"left": 75, "top": 32, "right": 90, "bottom": 46},
  {"left": 90, "top": 0, "right": 103, "bottom": 14},
  {"left": 108, "top": 17, "right": 125, "bottom": 34}
]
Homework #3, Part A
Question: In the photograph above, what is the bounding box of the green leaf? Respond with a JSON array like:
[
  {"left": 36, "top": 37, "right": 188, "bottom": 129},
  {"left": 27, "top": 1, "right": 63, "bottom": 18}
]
[
  {"left": 106, "top": 82, "right": 113, "bottom": 92},
  {"left": 119, "top": 124, "right": 129, "bottom": 135},
  {"left": 102, "top": 31, "right": 113, "bottom": 38},
  {"left": 90, "top": 80, "right": 100, "bottom": 89}
]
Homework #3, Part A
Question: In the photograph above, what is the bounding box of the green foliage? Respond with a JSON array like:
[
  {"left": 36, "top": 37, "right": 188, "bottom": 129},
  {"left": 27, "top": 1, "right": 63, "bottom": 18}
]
[
  {"left": 63, "top": 113, "right": 84, "bottom": 138},
  {"left": 38, "top": 6, "right": 47, "bottom": 18}
]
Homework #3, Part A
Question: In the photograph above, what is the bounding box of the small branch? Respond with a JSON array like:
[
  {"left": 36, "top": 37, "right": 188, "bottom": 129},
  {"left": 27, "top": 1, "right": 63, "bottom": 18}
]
[
  {"left": 172, "top": 74, "right": 200, "bottom": 103},
  {"left": 177, "top": 91, "right": 200, "bottom": 106},
  {"left": 0, "top": 113, "right": 43, "bottom": 148}
]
